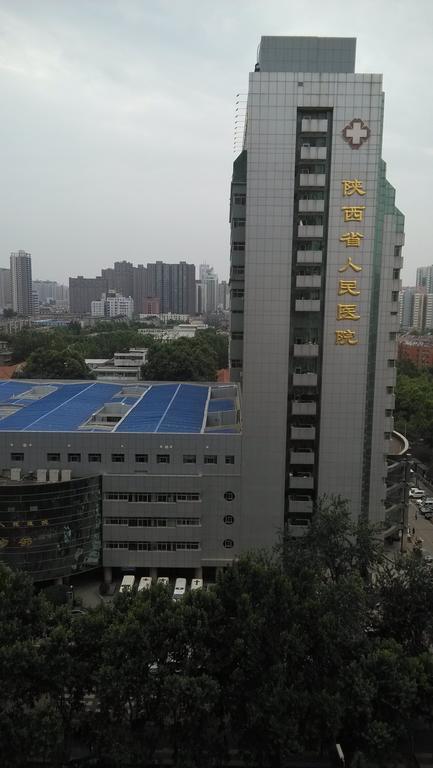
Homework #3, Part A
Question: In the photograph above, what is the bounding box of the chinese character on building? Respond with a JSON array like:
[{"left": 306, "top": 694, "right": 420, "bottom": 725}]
[{"left": 335, "top": 330, "right": 359, "bottom": 345}]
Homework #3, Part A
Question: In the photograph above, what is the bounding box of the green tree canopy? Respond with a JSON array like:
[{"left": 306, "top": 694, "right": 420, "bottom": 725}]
[
  {"left": 18, "top": 348, "right": 94, "bottom": 379},
  {"left": 2, "top": 499, "right": 433, "bottom": 766},
  {"left": 142, "top": 337, "right": 218, "bottom": 381}
]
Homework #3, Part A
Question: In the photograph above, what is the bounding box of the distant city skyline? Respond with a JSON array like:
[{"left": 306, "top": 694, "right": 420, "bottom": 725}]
[{"left": 0, "top": 1, "right": 432, "bottom": 284}]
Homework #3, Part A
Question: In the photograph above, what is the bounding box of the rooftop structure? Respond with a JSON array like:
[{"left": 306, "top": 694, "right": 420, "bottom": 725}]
[{"left": 0, "top": 380, "right": 239, "bottom": 434}]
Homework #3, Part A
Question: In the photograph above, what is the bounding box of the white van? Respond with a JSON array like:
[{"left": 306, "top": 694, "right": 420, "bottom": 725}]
[
  {"left": 157, "top": 576, "right": 169, "bottom": 587},
  {"left": 173, "top": 577, "right": 187, "bottom": 601},
  {"left": 120, "top": 574, "right": 135, "bottom": 593},
  {"left": 138, "top": 576, "right": 152, "bottom": 592},
  {"left": 191, "top": 578, "right": 203, "bottom": 591}
]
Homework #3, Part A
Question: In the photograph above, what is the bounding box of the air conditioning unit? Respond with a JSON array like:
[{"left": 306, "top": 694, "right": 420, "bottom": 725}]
[
  {"left": 10, "top": 468, "right": 21, "bottom": 481},
  {"left": 61, "top": 469, "right": 72, "bottom": 482},
  {"left": 48, "top": 469, "right": 59, "bottom": 483},
  {"left": 36, "top": 469, "right": 47, "bottom": 483}
]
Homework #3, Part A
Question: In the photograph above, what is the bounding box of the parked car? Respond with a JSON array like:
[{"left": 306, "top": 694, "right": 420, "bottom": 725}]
[{"left": 409, "top": 488, "right": 426, "bottom": 499}]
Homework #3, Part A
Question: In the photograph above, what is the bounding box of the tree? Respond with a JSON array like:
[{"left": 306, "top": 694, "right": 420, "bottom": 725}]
[
  {"left": 142, "top": 338, "right": 218, "bottom": 381},
  {"left": 19, "top": 348, "right": 94, "bottom": 379}
]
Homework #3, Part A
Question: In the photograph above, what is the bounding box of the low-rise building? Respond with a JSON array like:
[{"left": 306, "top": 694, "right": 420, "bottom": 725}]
[{"left": 0, "top": 379, "right": 241, "bottom": 583}]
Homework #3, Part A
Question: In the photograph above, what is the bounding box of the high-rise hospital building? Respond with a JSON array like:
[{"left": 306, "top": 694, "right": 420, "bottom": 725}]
[{"left": 229, "top": 37, "right": 405, "bottom": 547}]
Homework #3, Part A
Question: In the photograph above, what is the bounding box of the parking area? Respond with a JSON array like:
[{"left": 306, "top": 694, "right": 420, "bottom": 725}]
[{"left": 69, "top": 572, "right": 209, "bottom": 610}]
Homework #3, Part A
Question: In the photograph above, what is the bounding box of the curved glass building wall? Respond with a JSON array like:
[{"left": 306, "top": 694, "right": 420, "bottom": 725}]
[{"left": 0, "top": 476, "right": 101, "bottom": 581}]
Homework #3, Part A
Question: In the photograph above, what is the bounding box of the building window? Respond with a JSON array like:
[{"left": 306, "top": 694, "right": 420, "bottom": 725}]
[
  {"left": 233, "top": 193, "right": 246, "bottom": 205},
  {"left": 68, "top": 453, "right": 81, "bottom": 463},
  {"left": 384, "top": 432, "right": 391, "bottom": 440},
  {"left": 224, "top": 514, "right": 234, "bottom": 525},
  {"left": 88, "top": 453, "right": 101, "bottom": 463},
  {"left": 135, "top": 453, "right": 148, "bottom": 463},
  {"left": 231, "top": 359, "right": 242, "bottom": 368},
  {"left": 231, "top": 332, "right": 243, "bottom": 340},
  {"left": 135, "top": 493, "right": 152, "bottom": 502},
  {"left": 385, "top": 409, "right": 393, "bottom": 417},
  {"left": 11, "top": 452, "right": 24, "bottom": 462},
  {"left": 111, "top": 453, "right": 125, "bottom": 463},
  {"left": 232, "top": 217, "right": 246, "bottom": 227},
  {"left": 225, "top": 455, "right": 235, "bottom": 465},
  {"left": 47, "top": 452, "right": 60, "bottom": 462},
  {"left": 387, "top": 359, "right": 396, "bottom": 368},
  {"left": 389, "top": 332, "right": 397, "bottom": 341},
  {"left": 157, "top": 454, "right": 170, "bottom": 464},
  {"left": 232, "top": 242, "right": 245, "bottom": 252},
  {"left": 204, "top": 455, "right": 217, "bottom": 465},
  {"left": 232, "top": 289, "right": 244, "bottom": 298},
  {"left": 224, "top": 491, "right": 235, "bottom": 502},
  {"left": 393, "top": 268, "right": 400, "bottom": 280},
  {"left": 386, "top": 386, "right": 394, "bottom": 394},
  {"left": 394, "top": 246, "right": 402, "bottom": 258},
  {"left": 391, "top": 291, "right": 399, "bottom": 302},
  {"left": 183, "top": 454, "right": 196, "bottom": 464},
  {"left": 223, "top": 539, "right": 234, "bottom": 548},
  {"left": 232, "top": 266, "right": 245, "bottom": 276}
]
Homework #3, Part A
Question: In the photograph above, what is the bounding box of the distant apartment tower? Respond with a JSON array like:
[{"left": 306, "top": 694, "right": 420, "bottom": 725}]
[
  {"left": 199, "top": 264, "right": 218, "bottom": 313},
  {"left": 218, "top": 280, "right": 229, "bottom": 310},
  {"left": 147, "top": 261, "right": 196, "bottom": 315},
  {"left": 10, "top": 251, "right": 33, "bottom": 316},
  {"left": 416, "top": 265, "right": 433, "bottom": 293},
  {"left": 398, "top": 286, "right": 433, "bottom": 331},
  {"left": 32, "top": 280, "right": 69, "bottom": 306},
  {"left": 69, "top": 275, "right": 108, "bottom": 314},
  {"left": 70, "top": 261, "right": 195, "bottom": 316},
  {"left": 229, "top": 36, "right": 404, "bottom": 547},
  {"left": 0, "top": 268, "right": 12, "bottom": 312}
]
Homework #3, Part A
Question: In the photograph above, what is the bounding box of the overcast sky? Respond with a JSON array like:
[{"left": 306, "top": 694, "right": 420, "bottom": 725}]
[{"left": 0, "top": 0, "right": 431, "bottom": 284}]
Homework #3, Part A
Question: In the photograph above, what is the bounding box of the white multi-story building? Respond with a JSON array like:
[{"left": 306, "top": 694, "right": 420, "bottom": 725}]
[
  {"left": 229, "top": 36, "right": 404, "bottom": 547},
  {"left": 91, "top": 291, "right": 134, "bottom": 320}
]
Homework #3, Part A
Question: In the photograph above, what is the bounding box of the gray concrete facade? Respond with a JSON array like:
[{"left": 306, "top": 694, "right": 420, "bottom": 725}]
[
  {"left": 229, "top": 37, "right": 404, "bottom": 547},
  {"left": 0, "top": 427, "right": 241, "bottom": 574}
]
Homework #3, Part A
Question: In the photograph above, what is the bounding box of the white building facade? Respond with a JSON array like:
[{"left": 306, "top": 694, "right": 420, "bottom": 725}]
[{"left": 91, "top": 291, "right": 134, "bottom": 319}]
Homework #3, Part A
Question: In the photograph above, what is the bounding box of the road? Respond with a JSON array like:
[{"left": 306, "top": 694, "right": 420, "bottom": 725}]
[{"left": 408, "top": 477, "right": 433, "bottom": 556}]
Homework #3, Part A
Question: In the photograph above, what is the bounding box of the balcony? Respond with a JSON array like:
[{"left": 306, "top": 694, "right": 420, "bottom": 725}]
[
  {"left": 298, "top": 199, "right": 325, "bottom": 213},
  {"left": 295, "top": 299, "right": 320, "bottom": 312},
  {"left": 290, "top": 451, "right": 315, "bottom": 464},
  {"left": 292, "top": 400, "right": 317, "bottom": 416},
  {"left": 297, "top": 250, "right": 323, "bottom": 264},
  {"left": 288, "top": 497, "right": 314, "bottom": 514},
  {"left": 293, "top": 372, "right": 317, "bottom": 386},
  {"left": 299, "top": 173, "right": 326, "bottom": 187},
  {"left": 297, "top": 224, "right": 324, "bottom": 238},
  {"left": 301, "top": 118, "right": 328, "bottom": 133},
  {"left": 293, "top": 343, "right": 319, "bottom": 357},
  {"left": 300, "top": 146, "right": 327, "bottom": 160},
  {"left": 296, "top": 275, "right": 321, "bottom": 289},
  {"left": 289, "top": 475, "right": 314, "bottom": 490},
  {"left": 287, "top": 522, "right": 310, "bottom": 538},
  {"left": 291, "top": 426, "right": 316, "bottom": 440},
  {"left": 230, "top": 296, "right": 244, "bottom": 312}
]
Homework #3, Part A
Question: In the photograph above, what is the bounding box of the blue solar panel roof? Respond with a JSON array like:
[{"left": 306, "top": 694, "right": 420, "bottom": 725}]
[{"left": 0, "top": 381, "right": 239, "bottom": 434}]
